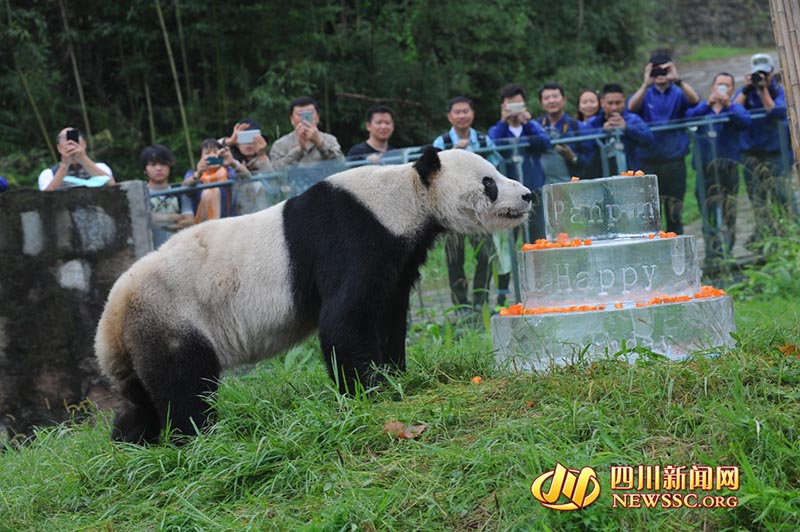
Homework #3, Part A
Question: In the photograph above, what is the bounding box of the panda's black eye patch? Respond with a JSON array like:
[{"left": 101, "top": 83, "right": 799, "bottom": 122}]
[{"left": 482, "top": 176, "right": 498, "bottom": 202}]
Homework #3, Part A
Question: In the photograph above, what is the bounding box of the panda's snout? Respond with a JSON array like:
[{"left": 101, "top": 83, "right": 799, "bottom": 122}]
[{"left": 522, "top": 192, "right": 532, "bottom": 203}]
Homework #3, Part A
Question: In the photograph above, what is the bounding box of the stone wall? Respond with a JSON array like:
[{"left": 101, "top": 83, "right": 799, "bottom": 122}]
[
  {"left": 0, "top": 182, "right": 152, "bottom": 440},
  {"left": 661, "top": 0, "right": 775, "bottom": 47}
]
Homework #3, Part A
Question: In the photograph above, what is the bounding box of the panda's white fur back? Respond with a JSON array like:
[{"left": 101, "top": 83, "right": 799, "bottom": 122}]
[
  {"left": 96, "top": 203, "right": 302, "bottom": 376},
  {"left": 326, "top": 164, "right": 429, "bottom": 237}
]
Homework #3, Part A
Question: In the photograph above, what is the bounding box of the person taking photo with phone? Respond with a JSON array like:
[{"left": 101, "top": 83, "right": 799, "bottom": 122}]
[
  {"left": 584, "top": 83, "right": 655, "bottom": 179},
  {"left": 488, "top": 84, "right": 551, "bottom": 240},
  {"left": 685, "top": 72, "right": 751, "bottom": 267},
  {"left": 38, "top": 127, "right": 115, "bottom": 191},
  {"left": 182, "top": 138, "right": 242, "bottom": 222},
  {"left": 221, "top": 118, "right": 272, "bottom": 175},
  {"left": 269, "top": 97, "right": 343, "bottom": 169}
]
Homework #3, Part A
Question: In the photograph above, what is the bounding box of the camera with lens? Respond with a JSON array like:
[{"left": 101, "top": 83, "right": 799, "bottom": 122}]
[{"left": 751, "top": 71, "right": 765, "bottom": 84}]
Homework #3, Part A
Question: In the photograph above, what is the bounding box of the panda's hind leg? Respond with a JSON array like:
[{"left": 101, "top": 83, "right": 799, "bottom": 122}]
[
  {"left": 132, "top": 326, "right": 222, "bottom": 442},
  {"left": 112, "top": 374, "right": 161, "bottom": 444}
]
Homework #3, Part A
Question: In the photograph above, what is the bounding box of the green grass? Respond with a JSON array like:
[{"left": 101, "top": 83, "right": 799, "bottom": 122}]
[
  {"left": 4, "top": 233, "right": 800, "bottom": 531},
  {"left": 683, "top": 45, "right": 773, "bottom": 63},
  {"left": 2, "top": 297, "right": 800, "bottom": 530}
]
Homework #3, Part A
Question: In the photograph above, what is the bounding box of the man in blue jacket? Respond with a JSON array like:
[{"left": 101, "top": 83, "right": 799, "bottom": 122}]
[
  {"left": 536, "top": 81, "right": 596, "bottom": 184},
  {"left": 627, "top": 53, "right": 700, "bottom": 235},
  {"left": 585, "top": 83, "right": 654, "bottom": 179},
  {"left": 685, "top": 72, "right": 752, "bottom": 266},
  {"left": 488, "top": 83, "right": 551, "bottom": 241},
  {"left": 433, "top": 96, "right": 503, "bottom": 311},
  {"left": 733, "top": 53, "right": 795, "bottom": 245}
]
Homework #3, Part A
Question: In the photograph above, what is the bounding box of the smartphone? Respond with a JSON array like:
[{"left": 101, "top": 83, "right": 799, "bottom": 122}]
[
  {"left": 716, "top": 85, "right": 728, "bottom": 96},
  {"left": 206, "top": 156, "right": 224, "bottom": 166},
  {"left": 299, "top": 110, "right": 314, "bottom": 123},
  {"left": 66, "top": 128, "right": 79, "bottom": 143},
  {"left": 237, "top": 129, "right": 260, "bottom": 144}
]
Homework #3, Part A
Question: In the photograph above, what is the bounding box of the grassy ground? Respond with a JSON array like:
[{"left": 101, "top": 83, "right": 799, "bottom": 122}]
[
  {"left": 682, "top": 45, "right": 773, "bottom": 63},
  {"left": 1, "top": 316, "right": 799, "bottom": 531},
  {"left": 2, "top": 237, "right": 800, "bottom": 531}
]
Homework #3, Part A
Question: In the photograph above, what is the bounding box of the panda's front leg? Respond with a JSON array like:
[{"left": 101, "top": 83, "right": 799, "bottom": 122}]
[
  {"left": 318, "top": 302, "right": 385, "bottom": 395},
  {"left": 381, "top": 289, "right": 410, "bottom": 372}
]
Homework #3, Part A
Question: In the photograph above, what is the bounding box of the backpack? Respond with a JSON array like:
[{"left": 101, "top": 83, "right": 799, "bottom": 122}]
[
  {"left": 439, "top": 130, "right": 488, "bottom": 150},
  {"left": 539, "top": 116, "right": 580, "bottom": 137}
]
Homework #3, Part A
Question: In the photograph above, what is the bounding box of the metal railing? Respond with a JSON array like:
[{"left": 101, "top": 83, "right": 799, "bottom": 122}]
[
  {"left": 152, "top": 111, "right": 792, "bottom": 202},
  {"left": 150, "top": 111, "right": 795, "bottom": 303}
]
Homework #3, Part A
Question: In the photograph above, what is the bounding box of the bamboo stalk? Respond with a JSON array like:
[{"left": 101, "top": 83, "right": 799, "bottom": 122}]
[
  {"left": 58, "top": 0, "right": 93, "bottom": 152},
  {"left": 144, "top": 78, "right": 157, "bottom": 145},
  {"left": 174, "top": 0, "right": 193, "bottom": 105},
  {"left": 15, "top": 56, "right": 56, "bottom": 161},
  {"left": 769, "top": 0, "right": 800, "bottom": 167},
  {"left": 4, "top": 0, "right": 55, "bottom": 160},
  {"left": 216, "top": 46, "right": 227, "bottom": 124},
  {"left": 155, "top": 0, "right": 195, "bottom": 168}
]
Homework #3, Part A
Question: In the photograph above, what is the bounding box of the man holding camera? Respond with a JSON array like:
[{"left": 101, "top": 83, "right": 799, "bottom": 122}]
[
  {"left": 627, "top": 53, "right": 700, "bottom": 235},
  {"left": 733, "top": 53, "right": 794, "bottom": 242},
  {"left": 38, "top": 127, "right": 115, "bottom": 191},
  {"left": 536, "top": 81, "right": 595, "bottom": 184},
  {"left": 269, "top": 97, "right": 344, "bottom": 170}
]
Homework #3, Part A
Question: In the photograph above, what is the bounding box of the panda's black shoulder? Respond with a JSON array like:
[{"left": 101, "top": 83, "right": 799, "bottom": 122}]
[
  {"left": 281, "top": 180, "right": 437, "bottom": 308},
  {"left": 282, "top": 180, "right": 394, "bottom": 243},
  {"left": 282, "top": 180, "right": 397, "bottom": 287}
]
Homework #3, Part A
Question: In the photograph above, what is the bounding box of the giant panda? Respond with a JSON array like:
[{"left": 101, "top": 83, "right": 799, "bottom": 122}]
[{"left": 95, "top": 146, "right": 531, "bottom": 443}]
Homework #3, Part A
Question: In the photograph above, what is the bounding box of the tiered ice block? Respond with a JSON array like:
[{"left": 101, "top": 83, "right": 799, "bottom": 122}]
[
  {"left": 545, "top": 174, "right": 660, "bottom": 240},
  {"left": 520, "top": 235, "right": 700, "bottom": 308},
  {"left": 492, "top": 174, "right": 737, "bottom": 369},
  {"left": 492, "top": 295, "right": 736, "bottom": 370}
]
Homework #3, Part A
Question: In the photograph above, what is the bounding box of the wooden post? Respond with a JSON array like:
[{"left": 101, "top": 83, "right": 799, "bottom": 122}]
[{"left": 769, "top": 0, "right": 800, "bottom": 167}]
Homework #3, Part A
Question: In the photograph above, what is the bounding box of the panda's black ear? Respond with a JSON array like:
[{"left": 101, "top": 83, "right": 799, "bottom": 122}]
[{"left": 413, "top": 145, "right": 442, "bottom": 187}]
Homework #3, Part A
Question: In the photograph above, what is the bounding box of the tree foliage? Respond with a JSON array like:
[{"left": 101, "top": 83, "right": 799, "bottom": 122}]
[{"left": 0, "top": 0, "right": 657, "bottom": 185}]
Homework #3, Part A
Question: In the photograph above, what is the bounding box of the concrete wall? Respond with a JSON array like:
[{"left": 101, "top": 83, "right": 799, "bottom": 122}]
[{"left": 0, "top": 182, "right": 152, "bottom": 440}]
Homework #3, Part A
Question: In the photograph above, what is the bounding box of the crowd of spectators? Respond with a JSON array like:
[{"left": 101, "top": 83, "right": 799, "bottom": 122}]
[{"left": 31, "top": 53, "right": 795, "bottom": 310}]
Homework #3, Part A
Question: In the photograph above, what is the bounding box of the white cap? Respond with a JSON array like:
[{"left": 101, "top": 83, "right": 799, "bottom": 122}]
[{"left": 750, "top": 53, "right": 774, "bottom": 74}]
